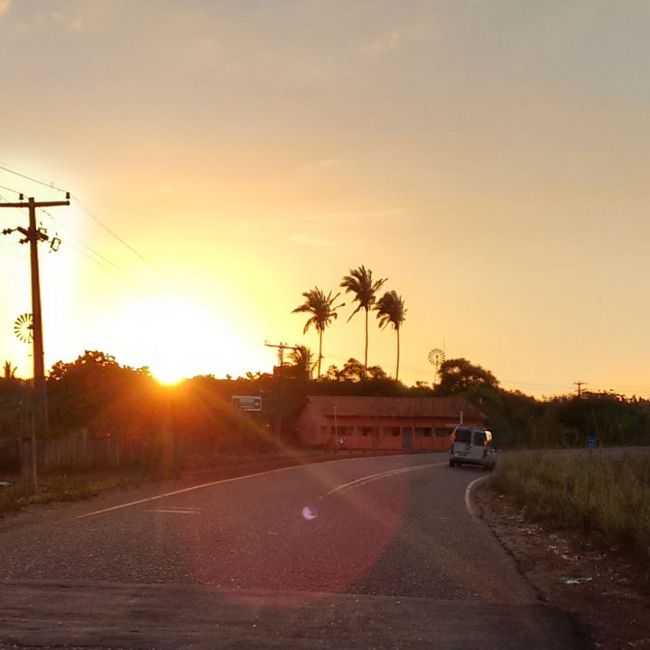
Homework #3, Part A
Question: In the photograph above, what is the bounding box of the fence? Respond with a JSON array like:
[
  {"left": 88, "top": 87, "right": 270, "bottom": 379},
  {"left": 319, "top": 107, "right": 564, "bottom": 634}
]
[
  {"left": 0, "top": 431, "right": 153, "bottom": 474},
  {"left": 39, "top": 431, "right": 156, "bottom": 471}
]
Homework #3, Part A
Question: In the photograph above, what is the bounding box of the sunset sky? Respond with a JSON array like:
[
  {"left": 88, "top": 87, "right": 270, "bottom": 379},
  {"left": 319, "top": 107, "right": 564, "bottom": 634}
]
[{"left": 2, "top": 1, "right": 650, "bottom": 395}]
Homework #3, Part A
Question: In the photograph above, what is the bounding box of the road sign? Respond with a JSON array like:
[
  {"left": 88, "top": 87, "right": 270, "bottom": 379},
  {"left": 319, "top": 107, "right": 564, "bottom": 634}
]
[{"left": 232, "top": 395, "right": 262, "bottom": 412}]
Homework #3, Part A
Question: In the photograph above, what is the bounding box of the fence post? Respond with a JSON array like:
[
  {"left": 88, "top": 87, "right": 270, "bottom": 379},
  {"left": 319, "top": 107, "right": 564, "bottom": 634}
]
[{"left": 20, "top": 432, "right": 37, "bottom": 494}]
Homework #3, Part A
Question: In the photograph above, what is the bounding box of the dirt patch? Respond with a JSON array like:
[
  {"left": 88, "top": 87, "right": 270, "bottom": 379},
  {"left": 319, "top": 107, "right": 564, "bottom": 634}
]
[{"left": 475, "top": 484, "right": 650, "bottom": 650}]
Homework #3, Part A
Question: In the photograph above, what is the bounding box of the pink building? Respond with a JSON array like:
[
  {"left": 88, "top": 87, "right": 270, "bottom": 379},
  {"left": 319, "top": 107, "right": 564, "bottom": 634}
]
[{"left": 296, "top": 395, "right": 486, "bottom": 451}]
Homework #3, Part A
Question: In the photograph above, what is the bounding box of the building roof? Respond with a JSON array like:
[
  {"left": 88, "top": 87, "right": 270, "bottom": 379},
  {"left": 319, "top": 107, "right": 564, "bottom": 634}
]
[{"left": 303, "top": 395, "right": 485, "bottom": 421}]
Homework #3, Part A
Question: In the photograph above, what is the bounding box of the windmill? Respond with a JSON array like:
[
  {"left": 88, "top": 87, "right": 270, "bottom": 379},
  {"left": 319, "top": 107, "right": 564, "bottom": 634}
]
[
  {"left": 428, "top": 348, "right": 445, "bottom": 385},
  {"left": 14, "top": 313, "right": 34, "bottom": 344}
]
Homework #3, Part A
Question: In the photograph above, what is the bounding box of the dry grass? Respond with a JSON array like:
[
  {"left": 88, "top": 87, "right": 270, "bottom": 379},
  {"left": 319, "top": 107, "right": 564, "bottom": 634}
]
[
  {"left": 491, "top": 451, "right": 650, "bottom": 559},
  {"left": 0, "top": 468, "right": 151, "bottom": 515}
]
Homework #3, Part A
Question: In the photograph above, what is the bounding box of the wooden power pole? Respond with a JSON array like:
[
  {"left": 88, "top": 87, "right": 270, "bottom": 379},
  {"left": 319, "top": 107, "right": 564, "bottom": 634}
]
[
  {"left": 574, "top": 381, "right": 587, "bottom": 398},
  {"left": 1, "top": 193, "right": 69, "bottom": 490},
  {"left": 264, "top": 341, "right": 300, "bottom": 367}
]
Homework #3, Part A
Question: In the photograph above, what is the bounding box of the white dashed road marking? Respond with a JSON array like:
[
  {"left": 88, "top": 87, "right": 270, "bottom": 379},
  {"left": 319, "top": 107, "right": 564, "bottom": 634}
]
[
  {"left": 76, "top": 457, "right": 450, "bottom": 521},
  {"left": 325, "top": 462, "right": 447, "bottom": 497}
]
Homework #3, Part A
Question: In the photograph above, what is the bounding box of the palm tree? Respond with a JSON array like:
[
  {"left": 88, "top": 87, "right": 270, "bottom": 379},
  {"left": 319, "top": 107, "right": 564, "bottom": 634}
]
[
  {"left": 292, "top": 288, "right": 345, "bottom": 377},
  {"left": 289, "top": 345, "right": 316, "bottom": 380},
  {"left": 375, "top": 291, "right": 407, "bottom": 381},
  {"left": 340, "top": 265, "right": 387, "bottom": 371},
  {"left": 2, "top": 361, "right": 17, "bottom": 380}
]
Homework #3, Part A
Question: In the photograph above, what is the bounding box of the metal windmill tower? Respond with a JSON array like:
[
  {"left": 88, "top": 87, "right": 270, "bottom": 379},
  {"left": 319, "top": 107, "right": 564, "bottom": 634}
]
[{"left": 428, "top": 348, "right": 445, "bottom": 386}]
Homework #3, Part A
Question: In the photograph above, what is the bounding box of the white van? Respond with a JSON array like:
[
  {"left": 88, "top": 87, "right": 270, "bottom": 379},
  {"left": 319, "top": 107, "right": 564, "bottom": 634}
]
[{"left": 449, "top": 426, "right": 497, "bottom": 469}]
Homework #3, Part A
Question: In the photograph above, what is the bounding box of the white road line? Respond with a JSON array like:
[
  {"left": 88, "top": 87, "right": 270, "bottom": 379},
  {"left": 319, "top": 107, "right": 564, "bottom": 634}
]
[
  {"left": 325, "top": 462, "right": 446, "bottom": 497},
  {"left": 144, "top": 509, "right": 201, "bottom": 515},
  {"left": 464, "top": 475, "right": 490, "bottom": 518},
  {"left": 75, "top": 465, "right": 301, "bottom": 520},
  {"left": 75, "top": 456, "right": 445, "bottom": 520}
]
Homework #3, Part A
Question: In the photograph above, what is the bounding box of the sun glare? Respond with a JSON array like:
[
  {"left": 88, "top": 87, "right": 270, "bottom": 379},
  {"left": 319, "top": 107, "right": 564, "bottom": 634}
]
[{"left": 112, "top": 296, "right": 251, "bottom": 383}]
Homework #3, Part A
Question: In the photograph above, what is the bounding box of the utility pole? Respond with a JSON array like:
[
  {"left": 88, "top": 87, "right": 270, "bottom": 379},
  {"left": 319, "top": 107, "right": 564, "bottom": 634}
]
[
  {"left": 264, "top": 341, "right": 302, "bottom": 440},
  {"left": 574, "top": 381, "right": 587, "bottom": 397},
  {"left": 1, "top": 193, "right": 69, "bottom": 491},
  {"left": 264, "top": 341, "right": 300, "bottom": 367}
]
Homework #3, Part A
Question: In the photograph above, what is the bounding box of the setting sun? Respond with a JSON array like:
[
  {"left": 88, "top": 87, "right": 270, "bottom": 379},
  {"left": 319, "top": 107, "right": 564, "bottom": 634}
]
[{"left": 111, "top": 296, "right": 253, "bottom": 384}]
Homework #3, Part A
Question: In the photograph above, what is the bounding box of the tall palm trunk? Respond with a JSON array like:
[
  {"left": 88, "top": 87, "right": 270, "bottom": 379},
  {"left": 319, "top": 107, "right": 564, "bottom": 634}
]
[
  {"left": 364, "top": 308, "right": 369, "bottom": 371},
  {"left": 317, "top": 329, "right": 323, "bottom": 377},
  {"left": 395, "top": 327, "right": 400, "bottom": 381}
]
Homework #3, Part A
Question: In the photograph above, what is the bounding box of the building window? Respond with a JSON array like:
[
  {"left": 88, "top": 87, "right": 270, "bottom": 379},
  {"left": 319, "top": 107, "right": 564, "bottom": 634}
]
[
  {"left": 387, "top": 426, "right": 400, "bottom": 437},
  {"left": 339, "top": 426, "right": 354, "bottom": 436},
  {"left": 360, "top": 426, "right": 376, "bottom": 436},
  {"left": 435, "top": 427, "right": 453, "bottom": 438},
  {"left": 415, "top": 427, "right": 432, "bottom": 437}
]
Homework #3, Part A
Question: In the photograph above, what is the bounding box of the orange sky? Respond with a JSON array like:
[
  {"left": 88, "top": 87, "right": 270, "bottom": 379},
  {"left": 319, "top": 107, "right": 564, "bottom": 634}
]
[{"left": 2, "top": 1, "right": 650, "bottom": 395}]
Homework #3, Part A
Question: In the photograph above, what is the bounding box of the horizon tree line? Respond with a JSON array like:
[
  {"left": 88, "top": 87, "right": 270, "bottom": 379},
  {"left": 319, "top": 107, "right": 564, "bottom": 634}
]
[{"left": 292, "top": 265, "right": 407, "bottom": 380}]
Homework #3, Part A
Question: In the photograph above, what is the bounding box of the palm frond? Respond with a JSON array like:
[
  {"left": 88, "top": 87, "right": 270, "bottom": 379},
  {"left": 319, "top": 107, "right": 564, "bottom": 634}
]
[
  {"left": 341, "top": 265, "right": 387, "bottom": 317},
  {"left": 375, "top": 290, "right": 406, "bottom": 330}
]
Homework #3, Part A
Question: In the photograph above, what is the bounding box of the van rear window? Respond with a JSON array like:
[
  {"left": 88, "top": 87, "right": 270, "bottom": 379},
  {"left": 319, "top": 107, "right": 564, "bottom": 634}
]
[
  {"left": 473, "top": 431, "right": 486, "bottom": 446},
  {"left": 454, "top": 429, "right": 472, "bottom": 443}
]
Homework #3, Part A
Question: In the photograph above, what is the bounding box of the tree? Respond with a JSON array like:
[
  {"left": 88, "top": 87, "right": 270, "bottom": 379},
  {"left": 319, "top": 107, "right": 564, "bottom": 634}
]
[
  {"left": 366, "top": 365, "right": 388, "bottom": 381},
  {"left": 289, "top": 345, "right": 316, "bottom": 380},
  {"left": 341, "top": 266, "right": 387, "bottom": 372},
  {"left": 337, "top": 358, "right": 365, "bottom": 382},
  {"left": 47, "top": 350, "right": 155, "bottom": 435},
  {"left": 292, "top": 287, "right": 345, "bottom": 377},
  {"left": 49, "top": 350, "right": 120, "bottom": 382},
  {"left": 375, "top": 290, "right": 407, "bottom": 380},
  {"left": 3, "top": 361, "right": 17, "bottom": 380},
  {"left": 436, "top": 358, "right": 498, "bottom": 395}
]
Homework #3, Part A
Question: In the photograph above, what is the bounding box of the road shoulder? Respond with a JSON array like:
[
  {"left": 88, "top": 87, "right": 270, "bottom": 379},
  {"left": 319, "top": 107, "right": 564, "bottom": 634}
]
[{"left": 474, "top": 483, "right": 650, "bottom": 650}]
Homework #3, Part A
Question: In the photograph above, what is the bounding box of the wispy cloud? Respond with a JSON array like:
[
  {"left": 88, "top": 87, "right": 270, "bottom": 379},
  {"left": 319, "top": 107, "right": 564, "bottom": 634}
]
[
  {"left": 288, "top": 232, "right": 335, "bottom": 248},
  {"left": 0, "top": 0, "right": 11, "bottom": 18},
  {"left": 48, "top": 9, "right": 84, "bottom": 32},
  {"left": 361, "top": 30, "right": 403, "bottom": 56},
  {"left": 13, "top": 6, "right": 84, "bottom": 33}
]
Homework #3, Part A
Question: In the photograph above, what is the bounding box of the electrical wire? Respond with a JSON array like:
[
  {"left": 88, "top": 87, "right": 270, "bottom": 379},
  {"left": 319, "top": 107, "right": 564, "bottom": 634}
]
[
  {"left": 0, "top": 176, "right": 124, "bottom": 274},
  {"left": 0, "top": 183, "right": 21, "bottom": 195},
  {"left": 0, "top": 164, "right": 67, "bottom": 194},
  {"left": 0, "top": 164, "right": 155, "bottom": 271},
  {"left": 39, "top": 208, "right": 122, "bottom": 272},
  {"left": 70, "top": 195, "right": 154, "bottom": 269}
]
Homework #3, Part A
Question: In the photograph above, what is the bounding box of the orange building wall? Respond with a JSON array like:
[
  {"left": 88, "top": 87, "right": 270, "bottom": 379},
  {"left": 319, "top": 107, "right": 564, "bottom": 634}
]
[{"left": 296, "top": 411, "right": 484, "bottom": 452}]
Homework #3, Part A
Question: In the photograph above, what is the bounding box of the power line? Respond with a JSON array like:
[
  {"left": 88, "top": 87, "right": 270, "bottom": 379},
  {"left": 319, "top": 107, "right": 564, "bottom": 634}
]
[
  {"left": 1, "top": 181, "right": 123, "bottom": 274},
  {"left": 0, "top": 164, "right": 155, "bottom": 270},
  {"left": 0, "top": 182, "right": 21, "bottom": 195},
  {"left": 39, "top": 208, "right": 122, "bottom": 272},
  {"left": 0, "top": 164, "right": 67, "bottom": 194},
  {"left": 70, "top": 195, "right": 153, "bottom": 269}
]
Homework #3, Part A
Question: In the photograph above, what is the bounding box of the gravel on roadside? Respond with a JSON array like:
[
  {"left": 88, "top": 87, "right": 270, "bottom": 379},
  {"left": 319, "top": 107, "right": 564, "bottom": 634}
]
[{"left": 474, "top": 483, "right": 650, "bottom": 650}]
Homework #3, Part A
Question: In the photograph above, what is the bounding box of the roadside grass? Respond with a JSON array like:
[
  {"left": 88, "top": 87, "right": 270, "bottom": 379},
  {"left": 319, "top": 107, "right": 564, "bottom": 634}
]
[
  {"left": 490, "top": 451, "right": 650, "bottom": 564},
  {"left": 0, "top": 467, "right": 152, "bottom": 516}
]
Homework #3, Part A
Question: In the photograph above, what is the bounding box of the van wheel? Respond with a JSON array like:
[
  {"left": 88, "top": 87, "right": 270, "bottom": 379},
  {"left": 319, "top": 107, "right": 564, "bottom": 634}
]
[{"left": 449, "top": 460, "right": 456, "bottom": 468}]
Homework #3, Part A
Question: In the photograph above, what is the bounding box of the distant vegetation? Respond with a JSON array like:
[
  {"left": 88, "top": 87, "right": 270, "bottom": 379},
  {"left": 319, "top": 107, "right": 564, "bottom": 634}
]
[
  {"left": 1, "top": 349, "right": 650, "bottom": 466},
  {"left": 1, "top": 264, "right": 649, "bottom": 466}
]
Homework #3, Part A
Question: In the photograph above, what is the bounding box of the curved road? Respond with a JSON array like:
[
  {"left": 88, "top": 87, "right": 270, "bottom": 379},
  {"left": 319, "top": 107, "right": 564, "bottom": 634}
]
[{"left": 0, "top": 453, "right": 589, "bottom": 649}]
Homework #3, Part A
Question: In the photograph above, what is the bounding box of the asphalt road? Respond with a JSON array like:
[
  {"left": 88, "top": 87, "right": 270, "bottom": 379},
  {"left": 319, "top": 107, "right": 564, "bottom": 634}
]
[{"left": 0, "top": 453, "right": 590, "bottom": 649}]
